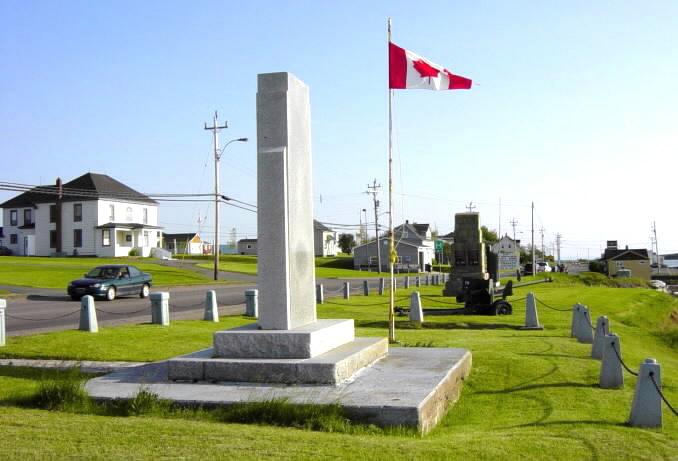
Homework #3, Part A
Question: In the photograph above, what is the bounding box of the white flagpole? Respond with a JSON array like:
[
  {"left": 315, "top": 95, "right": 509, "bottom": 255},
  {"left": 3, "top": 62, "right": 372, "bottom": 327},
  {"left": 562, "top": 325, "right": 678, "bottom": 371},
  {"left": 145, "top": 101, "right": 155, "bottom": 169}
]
[{"left": 387, "top": 18, "right": 396, "bottom": 343}]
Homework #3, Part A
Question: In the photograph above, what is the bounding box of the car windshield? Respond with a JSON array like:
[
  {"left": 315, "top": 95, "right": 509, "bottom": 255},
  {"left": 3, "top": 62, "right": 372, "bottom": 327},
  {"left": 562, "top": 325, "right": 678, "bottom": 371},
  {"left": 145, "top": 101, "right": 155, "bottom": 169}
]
[{"left": 85, "top": 267, "right": 120, "bottom": 279}]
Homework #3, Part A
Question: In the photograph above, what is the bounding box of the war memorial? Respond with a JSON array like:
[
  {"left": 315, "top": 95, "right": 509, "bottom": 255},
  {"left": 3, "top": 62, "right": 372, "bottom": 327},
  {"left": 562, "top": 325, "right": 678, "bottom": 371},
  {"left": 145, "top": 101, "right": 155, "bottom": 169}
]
[{"left": 86, "top": 72, "right": 471, "bottom": 433}]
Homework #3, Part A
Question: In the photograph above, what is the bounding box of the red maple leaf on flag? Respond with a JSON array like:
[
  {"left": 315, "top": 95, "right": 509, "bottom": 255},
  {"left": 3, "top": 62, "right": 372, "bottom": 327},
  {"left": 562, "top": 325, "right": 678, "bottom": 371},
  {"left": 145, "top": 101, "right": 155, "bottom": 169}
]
[{"left": 412, "top": 59, "right": 440, "bottom": 79}]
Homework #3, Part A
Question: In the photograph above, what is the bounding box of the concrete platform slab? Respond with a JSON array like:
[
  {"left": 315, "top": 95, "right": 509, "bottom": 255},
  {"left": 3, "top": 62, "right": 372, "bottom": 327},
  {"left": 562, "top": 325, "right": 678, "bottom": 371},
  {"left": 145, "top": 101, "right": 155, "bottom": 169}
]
[
  {"left": 168, "top": 337, "right": 388, "bottom": 385},
  {"left": 86, "top": 347, "right": 471, "bottom": 434},
  {"left": 214, "top": 319, "right": 355, "bottom": 359}
]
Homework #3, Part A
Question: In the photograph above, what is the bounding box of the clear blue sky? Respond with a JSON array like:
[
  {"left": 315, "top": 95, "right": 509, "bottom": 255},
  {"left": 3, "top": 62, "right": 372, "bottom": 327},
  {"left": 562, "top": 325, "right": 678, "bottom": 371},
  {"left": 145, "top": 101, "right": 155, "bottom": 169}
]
[{"left": 2, "top": 1, "right": 676, "bottom": 259}]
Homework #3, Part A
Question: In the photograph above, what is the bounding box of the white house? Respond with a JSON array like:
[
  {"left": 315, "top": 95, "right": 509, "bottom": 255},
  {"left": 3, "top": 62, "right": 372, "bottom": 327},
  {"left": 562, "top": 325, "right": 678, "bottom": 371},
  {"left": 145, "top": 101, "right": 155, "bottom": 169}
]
[
  {"left": 163, "top": 232, "right": 212, "bottom": 255},
  {"left": 0, "top": 173, "right": 162, "bottom": 257},
  {"left": 490, "top": 235, "right": 521, "bottom": 277},
  {"left": 314, "top": 220, "right": 338, "bottom": 257}
]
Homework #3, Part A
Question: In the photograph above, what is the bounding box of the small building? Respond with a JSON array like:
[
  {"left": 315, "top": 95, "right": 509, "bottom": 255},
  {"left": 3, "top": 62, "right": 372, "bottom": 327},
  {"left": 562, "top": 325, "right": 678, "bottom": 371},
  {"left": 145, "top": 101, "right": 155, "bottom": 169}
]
[
  {"left": 163, "top": 233, "right": 212, "bottom": 255},
  {"left": 491, "top": 235, "right": 521, "bottom": 277},
  {"left": 314, "top": 220, "right": 338, "bottom": 257},
  {"left": 352, "top": 220, "right": 434, "bottom": 272},
  {"left": 237, "top": 238, "right": 258, "bottom": 255},
  {"left": 603, "top": 242, "right": 651, "bottom": 280}
]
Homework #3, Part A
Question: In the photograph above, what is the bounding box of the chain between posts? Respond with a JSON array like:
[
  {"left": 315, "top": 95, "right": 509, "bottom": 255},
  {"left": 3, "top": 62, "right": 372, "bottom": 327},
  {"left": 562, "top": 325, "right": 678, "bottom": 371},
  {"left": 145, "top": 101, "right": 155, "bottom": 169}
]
[
  {"left": 419, "top": 296, "right": 464, "bottom": 306},
  {"left": 535, "top": 297, "right": 570, "bottom": 312},
  {"left": 95, "top": 306, "right": 149, "bottom": 316},
  {"left": 168, "top": 301, "right": 205, "bottom": 309},
  {"left": 4, "top": 309, "right": 81, "bottom": 322},
  {"left": 323, "top": 296, "right": 409, "bottom": 307},
  {"left": 220, "top": 299, "right": 246, "bottom": 306},
  {"left": 583, "top": 310, "right": 596, "bottom": 330},
  {"left": 649, "top": 372, "right": 678, "bottom": 416},
  {"left": 610, "top": 342, "right": 639, "bottom": 376}
]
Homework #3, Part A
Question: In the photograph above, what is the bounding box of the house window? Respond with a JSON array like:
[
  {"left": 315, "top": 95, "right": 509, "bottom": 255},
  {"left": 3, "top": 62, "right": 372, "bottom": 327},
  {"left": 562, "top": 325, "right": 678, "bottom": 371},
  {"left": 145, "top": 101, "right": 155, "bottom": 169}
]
[
  {"left": 50, "top": 205, "right": 57, "bottom": 223},
  {"left": 10, "top": 210, "right": 18, "bottom": 226},
  {"left": 73, "top": 229, "right": 82, "bottom": 248},
  {"left": 126, "top": 207, "right": 133, "bottom": 221},
  {"left": 24, "top": 209, "right": 32, "bottom": 225},
  {"left": 10, "top": 234, "right": 18, "bottom": 244},
  {"left": 73, "top": 204, "right": 82, "bottom": 222},
  {"left": 102, "top": 229, "right": 111, "bottom": 246},
  {"left": 50, "top": 230, "right": 57, "bottom": 249},
  {"left": 143, "top": 231, "right": 149, "bottom": 247},
  {"left": 143, "top": 208, "right": 148, "bottom": 224},
  {"left": 247, "top": 244, "right": 252, "bottom": 249},
  {"left": 109, "top": 204, "right": 115, "bottom": 222}
]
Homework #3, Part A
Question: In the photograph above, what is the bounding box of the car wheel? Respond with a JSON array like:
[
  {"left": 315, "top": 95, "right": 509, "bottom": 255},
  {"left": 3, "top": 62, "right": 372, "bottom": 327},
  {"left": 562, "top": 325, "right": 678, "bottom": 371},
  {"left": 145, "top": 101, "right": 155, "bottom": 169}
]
[
  {"left": 106, "top": 286, "right": 116, "bottom": 301},
  {"left": 492, "top": 300, "right": 512, "bottom": 316},
  {"left": 140, "top": 283, "right": 150, "bottom": 298}
]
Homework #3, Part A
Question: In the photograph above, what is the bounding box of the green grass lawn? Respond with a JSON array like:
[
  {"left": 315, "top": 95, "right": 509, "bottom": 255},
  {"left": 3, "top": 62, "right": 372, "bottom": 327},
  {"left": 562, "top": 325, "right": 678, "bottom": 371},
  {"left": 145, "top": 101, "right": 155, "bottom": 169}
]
[
  {"left": 0, "top": 256, "right": 218, "bottom": 289},
  {"left": 0, "top": 275, "right": 676, "bottom": 459},
  {"left": 196, "top": 254, "right": 424, "bottom": 279}
]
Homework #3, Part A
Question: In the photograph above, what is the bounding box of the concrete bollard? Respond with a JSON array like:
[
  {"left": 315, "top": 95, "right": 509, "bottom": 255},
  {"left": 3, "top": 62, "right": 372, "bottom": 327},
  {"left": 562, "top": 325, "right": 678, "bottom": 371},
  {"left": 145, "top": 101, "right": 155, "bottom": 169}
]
[
  {"left": 629, "top": 359, "right": 663, "bottom": 428},
  {"left": 78, "top": 295, "right": 98, "bottom": 332},
  {"left": 378, "top": 278, "right": 385, "bottom": 295},
  {"left": 343, "top": 282, "right": 350, "bottom": 300},
  {"left": 245, "top": 289, "right": 258, "bottom": 317},
  {"left": 150, "top": 292, "right": 170, "bottom": 326},
  {"left": 204, "top": 290, "right": 219, "bottom": 322},
  {"left": 409, "top": 291, "right": 424, "bottom": 324},
  {"left": 415, "top": 276, "right": 421, "bottom": 287},
  {"left": 522, "top": 292, "right": 543, "bottom": 330},
  {"left": 363, "top": 280, "right": 369, "bottom": 296},
  {"left": 404, "top": 276, "right": 410, "bottom": 289},
  {"left": 571, "top": 303, "right": 583, "bottom": 337},
  {"left": 600, "top": 334, "right": 624, "bottom": 389},
  {"left": 316, "top": 284, "right": 324, "bottom": 304},
  {"left": 0, "top": 299, "right": 6, "bottom": 346},
  {"left": 577, "top": 307, "right": 594, "bottom": 344},
  {"left": 591, "top": 316, "right": 609, "bottom": 359}
]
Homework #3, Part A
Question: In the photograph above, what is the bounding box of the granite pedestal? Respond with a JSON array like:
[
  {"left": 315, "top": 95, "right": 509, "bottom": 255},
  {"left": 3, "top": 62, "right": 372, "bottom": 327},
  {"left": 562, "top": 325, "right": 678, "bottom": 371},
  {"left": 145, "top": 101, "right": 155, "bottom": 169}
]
[{"left": 86, "top": 347, "right": 472, "bottom": 434}]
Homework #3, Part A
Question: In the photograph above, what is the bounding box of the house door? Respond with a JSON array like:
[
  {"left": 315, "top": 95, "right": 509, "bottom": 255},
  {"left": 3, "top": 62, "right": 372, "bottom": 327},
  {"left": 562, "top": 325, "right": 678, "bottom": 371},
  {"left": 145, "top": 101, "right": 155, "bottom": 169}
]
[
  {"left": 419, "top": 251, "right": 424, "bottom": 271},
  {"left": 23, "top": 235, "right": 36, "bottom": 256}
]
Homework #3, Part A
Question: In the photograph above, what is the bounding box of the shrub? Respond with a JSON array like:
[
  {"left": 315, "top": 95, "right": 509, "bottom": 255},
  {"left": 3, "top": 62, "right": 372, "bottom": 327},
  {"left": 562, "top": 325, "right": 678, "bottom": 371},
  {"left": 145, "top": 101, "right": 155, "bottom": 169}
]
[
  {"left": 128, "top": 248, "right": 140, "bottom": 257},
  {"left": 31, "top": 372, "right": 89, "bottom": 411}
]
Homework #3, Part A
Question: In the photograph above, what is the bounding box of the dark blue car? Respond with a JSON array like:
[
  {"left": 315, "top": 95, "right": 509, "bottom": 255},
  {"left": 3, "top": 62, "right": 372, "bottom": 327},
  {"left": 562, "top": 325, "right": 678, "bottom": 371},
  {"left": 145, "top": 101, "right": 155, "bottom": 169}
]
[{"left": 67, "top": 264, "right": 152, "bottom": 301}]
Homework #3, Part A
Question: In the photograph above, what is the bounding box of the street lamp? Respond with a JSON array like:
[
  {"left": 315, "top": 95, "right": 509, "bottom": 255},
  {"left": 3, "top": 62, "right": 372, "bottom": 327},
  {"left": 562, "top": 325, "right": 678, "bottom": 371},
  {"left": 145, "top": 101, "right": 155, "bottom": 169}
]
[{"left": 212, "top": 136, "right": 248, "bottom": 280}]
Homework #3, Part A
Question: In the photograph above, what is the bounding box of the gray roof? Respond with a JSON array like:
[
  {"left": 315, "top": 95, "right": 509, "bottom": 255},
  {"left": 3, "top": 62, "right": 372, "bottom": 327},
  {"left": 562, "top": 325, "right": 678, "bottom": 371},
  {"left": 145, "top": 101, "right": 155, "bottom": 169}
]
[
  {"left": 0, "top": 172, "right": 157, "bottom": 208},
  {"left": 313, "top": 220, "right": 334, "bottom": 232}
]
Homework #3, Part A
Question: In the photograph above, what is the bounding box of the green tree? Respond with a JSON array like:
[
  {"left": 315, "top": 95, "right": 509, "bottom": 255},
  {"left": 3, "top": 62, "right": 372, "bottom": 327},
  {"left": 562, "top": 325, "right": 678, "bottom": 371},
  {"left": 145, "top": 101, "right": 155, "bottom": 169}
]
[
  {"left": 338, "top": 233, "right": 356, "bottom": 254},
  {"left": 481, "top": 226, "right": 498, "bottom": 244}
]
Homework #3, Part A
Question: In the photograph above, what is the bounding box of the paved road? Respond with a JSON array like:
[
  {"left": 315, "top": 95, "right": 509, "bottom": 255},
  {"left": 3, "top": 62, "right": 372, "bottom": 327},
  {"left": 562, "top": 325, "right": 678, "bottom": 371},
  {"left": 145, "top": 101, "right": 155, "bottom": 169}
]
[{"left": 0, "top": 274, "right": 404, "bottom": 336}]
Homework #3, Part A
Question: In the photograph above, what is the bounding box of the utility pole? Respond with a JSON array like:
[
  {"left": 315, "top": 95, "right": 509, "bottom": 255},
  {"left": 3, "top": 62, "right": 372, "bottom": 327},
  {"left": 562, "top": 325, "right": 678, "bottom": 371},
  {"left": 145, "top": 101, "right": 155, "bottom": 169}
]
[
  {"left": 531, "top": 202, "right": 535, "bottom": 274},
  {"left": 539, "top": 226, "right": 545, "bottom": 261},
  {"left": 556, "top": 233, "right": 562, "bottom": 266},
  {"left": 204, "top": 111, "right": 228, "bottom": 281},
  {"left": 498, "top": 197, "right": 502, "bottom": 238},
  {"left": 510, "top": 218, "right": 518, "bottom": 242},
  {"left": 652, "top": 221, "right": 659, "bottom": 267},
  {"left": 366, "top": 179, "right": 382, "bottom": 272}
]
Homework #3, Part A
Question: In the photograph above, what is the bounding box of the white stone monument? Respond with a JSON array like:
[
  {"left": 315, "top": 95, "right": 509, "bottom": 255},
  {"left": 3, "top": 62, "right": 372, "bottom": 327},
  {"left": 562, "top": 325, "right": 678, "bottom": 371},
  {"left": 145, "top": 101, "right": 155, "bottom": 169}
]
[{"left": 169, "top": 72, "right": 386, "bottom": 381}]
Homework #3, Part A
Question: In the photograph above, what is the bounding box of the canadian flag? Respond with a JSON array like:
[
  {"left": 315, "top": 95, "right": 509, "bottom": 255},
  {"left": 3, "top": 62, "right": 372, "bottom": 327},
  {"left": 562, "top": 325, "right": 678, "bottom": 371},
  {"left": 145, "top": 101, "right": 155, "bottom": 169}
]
[{"left": 389, "top": 41, "right": 472, "bottom": 91}]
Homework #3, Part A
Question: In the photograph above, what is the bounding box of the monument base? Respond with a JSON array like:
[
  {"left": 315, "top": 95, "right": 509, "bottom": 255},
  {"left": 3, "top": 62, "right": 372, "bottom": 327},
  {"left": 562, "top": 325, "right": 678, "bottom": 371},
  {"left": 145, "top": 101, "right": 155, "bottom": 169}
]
[
  {"left": 86, "top": 347, "right": 472, "bottom": 434},
  {"left": 168, "top": 337, "right": 387, "bottom": 385},
  {"left": 213, "top": 319, "right": 355, "bottom": 359}
]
